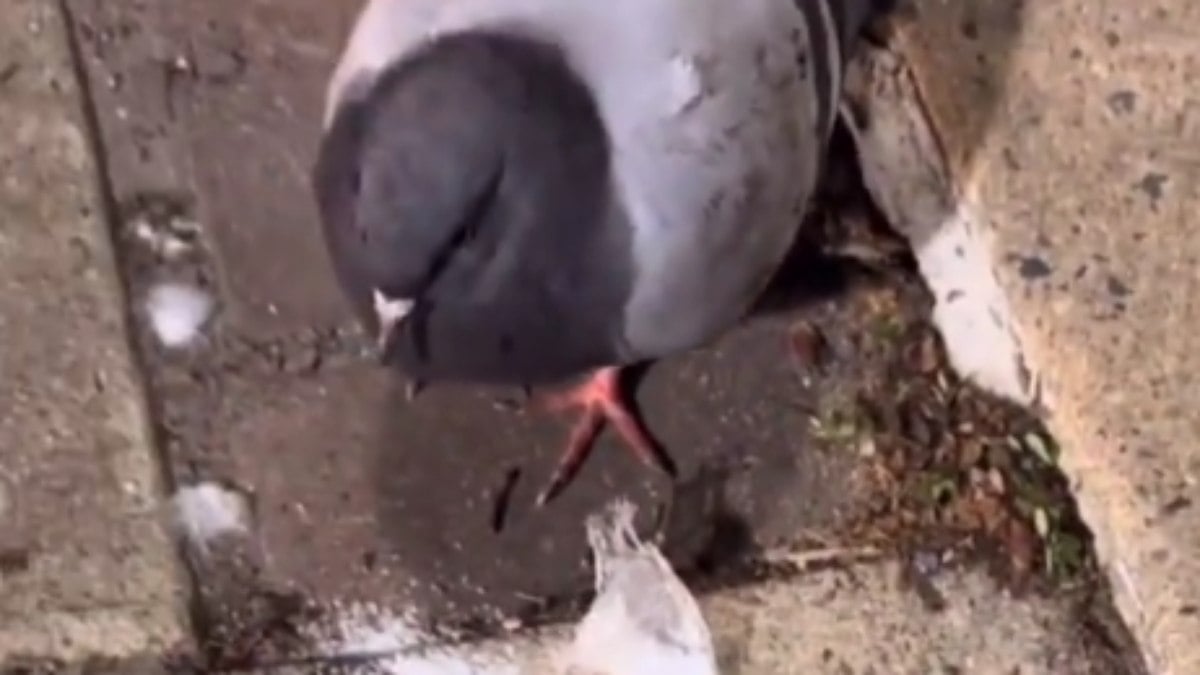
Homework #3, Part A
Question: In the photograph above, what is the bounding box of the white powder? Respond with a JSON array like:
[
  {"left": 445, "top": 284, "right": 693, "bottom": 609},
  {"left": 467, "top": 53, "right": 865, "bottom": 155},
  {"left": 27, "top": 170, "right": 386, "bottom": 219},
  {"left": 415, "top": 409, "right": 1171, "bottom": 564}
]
[{"left": 145, "top": 282, "right": 214, "bottom": 348}]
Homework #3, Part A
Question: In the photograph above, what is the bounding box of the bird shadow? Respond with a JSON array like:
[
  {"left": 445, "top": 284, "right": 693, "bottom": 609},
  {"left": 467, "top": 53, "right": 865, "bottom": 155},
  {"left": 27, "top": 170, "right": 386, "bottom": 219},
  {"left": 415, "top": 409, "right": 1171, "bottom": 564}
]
[{"left": 656, "top": 455, "right": 758, "bottom": 576}]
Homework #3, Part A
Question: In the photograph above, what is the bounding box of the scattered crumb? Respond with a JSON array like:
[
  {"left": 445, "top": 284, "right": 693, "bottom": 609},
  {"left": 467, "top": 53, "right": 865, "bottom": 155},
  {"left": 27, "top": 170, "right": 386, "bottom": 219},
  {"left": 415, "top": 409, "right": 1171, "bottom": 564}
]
[
  {"left": 170, "top": 482, "right": 249, "bottom": 554},
  {"left": 145, "top": 282, "right": 214, "bottom": 348},
  {"left": 131, "top": 213, "right": 201, "bottom": 261}
]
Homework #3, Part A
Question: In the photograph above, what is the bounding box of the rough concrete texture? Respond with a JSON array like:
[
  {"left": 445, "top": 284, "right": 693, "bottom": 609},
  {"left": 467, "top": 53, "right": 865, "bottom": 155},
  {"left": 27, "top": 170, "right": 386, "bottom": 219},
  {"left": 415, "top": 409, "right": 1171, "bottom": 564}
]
[
  {"left": 291, "top": 560, "right": 1121, "bottom": 675},
  {"left": 852, "top": 1, "right": 1199, "bottom": 671},
  {"left": 0, "top": 0, "right": 1160, "bottom": 670},
  {"left": 0, "top": 0, "right": 189, "bottom": 662},
  {"left": 59, "top": 0, "right": 871, "bottom": 651}
]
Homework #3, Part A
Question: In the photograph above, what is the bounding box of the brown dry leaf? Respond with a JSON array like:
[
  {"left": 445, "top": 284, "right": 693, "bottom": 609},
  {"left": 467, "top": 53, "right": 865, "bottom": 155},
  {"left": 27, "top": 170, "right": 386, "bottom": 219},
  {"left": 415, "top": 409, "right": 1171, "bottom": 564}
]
[
  {"left": 915, "top": 332, "right": 940, "bottom": 373},
  {"left": 789, "top": 321, "right": 828, "bottom": 370},
  {"left": 987, "top": 468, "right": 1007, "bottom": 495},
  {"left": 964, "top": 491, "right": 1009, "bottom": 534},
  {"left": 862, "top": 286, "right": 900, "bottom": 316},
  {"left": 1001, "top": 517, "right": 1039, "bottom": 582},
  {"left": 959, "top": 438, "right": 985, "bottom": 469},
  {"left": 946, "top": 492, "right": 982, "bottom": 530}
]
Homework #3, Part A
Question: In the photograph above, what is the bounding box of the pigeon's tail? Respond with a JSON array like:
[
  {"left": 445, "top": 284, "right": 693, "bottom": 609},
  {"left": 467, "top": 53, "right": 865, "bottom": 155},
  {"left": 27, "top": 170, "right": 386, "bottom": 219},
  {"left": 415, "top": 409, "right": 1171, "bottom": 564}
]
[{"left": 584, "top": 498, "right": 646, "bottom": 588}]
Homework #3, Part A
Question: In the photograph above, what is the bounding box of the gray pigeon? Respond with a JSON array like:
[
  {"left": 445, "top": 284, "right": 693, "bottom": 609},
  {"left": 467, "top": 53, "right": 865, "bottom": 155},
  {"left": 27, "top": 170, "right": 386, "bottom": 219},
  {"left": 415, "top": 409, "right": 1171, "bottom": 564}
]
[{"left": 313, "top": 0, "right": 878, "bottom": 504}]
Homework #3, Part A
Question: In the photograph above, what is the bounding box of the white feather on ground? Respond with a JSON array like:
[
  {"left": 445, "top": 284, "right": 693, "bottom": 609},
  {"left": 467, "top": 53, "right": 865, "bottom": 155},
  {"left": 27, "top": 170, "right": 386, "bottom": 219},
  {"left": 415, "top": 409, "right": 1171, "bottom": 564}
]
[
  {"left": 169, "top": 482, "right": 249, "bottom": 555},
  {"left": 563, "top": 499, "right": 718, "bottom": 675},
  {"left": 145, "top": 282, "right": 213, "bottom": 348}
]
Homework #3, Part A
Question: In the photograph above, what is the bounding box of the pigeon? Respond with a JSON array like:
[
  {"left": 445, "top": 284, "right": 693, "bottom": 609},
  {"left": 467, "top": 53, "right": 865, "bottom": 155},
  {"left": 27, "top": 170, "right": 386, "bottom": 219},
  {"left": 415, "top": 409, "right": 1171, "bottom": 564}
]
[
  {"left": 313, "top": 0, "right": 879, "bottom": 504},
  {"left": 562, "top": 499, "right": 717, "bottom": 675}
]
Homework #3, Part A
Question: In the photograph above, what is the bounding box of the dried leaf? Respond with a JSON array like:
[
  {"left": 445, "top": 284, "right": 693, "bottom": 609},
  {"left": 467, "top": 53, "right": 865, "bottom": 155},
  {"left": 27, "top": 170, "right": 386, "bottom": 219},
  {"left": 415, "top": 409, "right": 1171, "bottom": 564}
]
[
  {"left": 987, "top": 468, "right": 1006, "bottom": 495},
  {"left": 1022, "top": 432, "right": 1056, "bottom": 465},
  {"left": 916, "top": 333, "right": 939, "bottom": 373},
  {"left": 959, "top": 439, "right": 985, "bottom": 469},
  {"left": 1003, "top": 518, "right": 1038, "bottom": 580},
  {"left": 789, "top": 322, "right": 828, "bottom": 370}
]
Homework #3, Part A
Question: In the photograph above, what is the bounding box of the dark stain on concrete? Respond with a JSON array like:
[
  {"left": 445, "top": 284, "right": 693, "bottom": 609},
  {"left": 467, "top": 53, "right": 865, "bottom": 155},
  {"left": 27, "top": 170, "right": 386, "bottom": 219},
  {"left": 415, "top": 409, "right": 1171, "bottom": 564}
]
[
  {"left": 1134, "top": 171, "right": 1168, "bottom": 206},
  {"left": 1106, "top": 275, "right": 1132, "bottom": 298},
  {"left": 1016, "top": 255, "right": 1053, "bottom": 280},
  {"left": 1106, "top": 90, "right": 1136, "bottom": 115}
]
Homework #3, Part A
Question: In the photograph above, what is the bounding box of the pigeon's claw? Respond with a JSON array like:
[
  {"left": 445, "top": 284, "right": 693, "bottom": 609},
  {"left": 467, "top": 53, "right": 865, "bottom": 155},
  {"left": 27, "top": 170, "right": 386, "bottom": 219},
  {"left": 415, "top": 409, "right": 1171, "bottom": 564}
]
[{"left": 532, "top": 367, "right": 675, "bottom": 506}]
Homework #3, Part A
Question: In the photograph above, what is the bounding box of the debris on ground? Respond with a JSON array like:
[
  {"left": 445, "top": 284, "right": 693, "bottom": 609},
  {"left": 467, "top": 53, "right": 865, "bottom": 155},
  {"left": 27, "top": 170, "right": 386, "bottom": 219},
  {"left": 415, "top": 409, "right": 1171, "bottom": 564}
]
[
  {"left": 791, "top": 153, "right": 1099, "bottom": 596},
  {"left": 565, "top": 500, "right": 717, "bottom": 675},
  {"left": 169, "top": 481, "right": 252, "bottom": 556}
]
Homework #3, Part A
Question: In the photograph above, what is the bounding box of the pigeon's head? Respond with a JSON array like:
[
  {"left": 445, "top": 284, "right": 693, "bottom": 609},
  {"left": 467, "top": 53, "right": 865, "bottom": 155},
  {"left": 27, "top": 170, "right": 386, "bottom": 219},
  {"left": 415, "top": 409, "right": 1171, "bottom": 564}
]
[
  {"left": 312, "top": 32, "right": 523, "bottom": 355},
  {"left": 313, "top": 30, "right": 625, "bottom": 385}
]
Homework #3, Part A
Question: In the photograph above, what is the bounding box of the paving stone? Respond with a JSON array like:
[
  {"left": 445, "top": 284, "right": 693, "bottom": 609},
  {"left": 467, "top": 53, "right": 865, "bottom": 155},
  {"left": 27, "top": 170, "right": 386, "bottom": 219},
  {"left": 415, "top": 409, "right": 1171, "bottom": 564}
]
[
  {"left": 54, "top": 0, "right": 1152, "bottom": 671},
  {"left": 197, "top": 310, "right": 858, "bottom": 632},
  {"left": 0, "top": 0, "right": 189, "bottom": 662},
  {"left": 64, "top": 1, "right": 878, "bottom": 647},
  {"left": 67, "top": 0, "right": 359, "bottom": 342},
  {"left": 257, "top": 561, "right": 1141, "bottom": 675}
]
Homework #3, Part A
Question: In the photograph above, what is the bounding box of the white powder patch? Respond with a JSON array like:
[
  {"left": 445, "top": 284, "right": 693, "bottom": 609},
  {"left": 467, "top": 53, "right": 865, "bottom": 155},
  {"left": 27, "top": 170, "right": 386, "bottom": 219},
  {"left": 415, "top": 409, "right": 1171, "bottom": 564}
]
[
  {"left": 299, "top": 502, "right": 717, "bottom": 674},
  {"left": 308, "top": 602, "right": 521, "bottom": 675},
  {"left": 917, "top": 204, "right": 1032, "bottom": 401},
  {"left": 145, "top": 282, "right": 214, "bottom": 349},
  {"left": 842, "top": 44, "right": 1035, "bottom": 405},
  {"left": 170, "top": 482, "right": 249, "bottom": 554}
]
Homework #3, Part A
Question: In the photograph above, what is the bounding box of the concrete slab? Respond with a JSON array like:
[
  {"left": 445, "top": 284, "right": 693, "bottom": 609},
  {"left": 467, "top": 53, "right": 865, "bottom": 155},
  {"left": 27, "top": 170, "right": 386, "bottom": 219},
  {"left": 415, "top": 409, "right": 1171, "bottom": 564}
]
[
  {"left": 204, "top": 307, "right": 867, "bottom": 616},
  {"left": 56, "top": 0, "right": 1147, "bottom": 671},
  {"left": 66, "top": 0, "right": 359, "bottom": 343},
  {"left": 845, "top": 1, "right": 1200, "bottom": 671},
  {"left": 63, "top": 0, "right": 894, "bottom": 655},
  {"left": 271, "top": 560, "right": 1136, "bottom": 674},
  {"left": 0, "top": 0, "right": 188, "bottom": 663}
]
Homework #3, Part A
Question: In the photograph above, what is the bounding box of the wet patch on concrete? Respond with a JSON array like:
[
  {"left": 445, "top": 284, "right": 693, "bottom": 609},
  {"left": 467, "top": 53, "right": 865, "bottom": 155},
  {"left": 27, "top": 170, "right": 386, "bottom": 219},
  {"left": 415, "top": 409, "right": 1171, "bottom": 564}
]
[{"left": 60, "top": 1, "right": 1144, "bottom": 672}]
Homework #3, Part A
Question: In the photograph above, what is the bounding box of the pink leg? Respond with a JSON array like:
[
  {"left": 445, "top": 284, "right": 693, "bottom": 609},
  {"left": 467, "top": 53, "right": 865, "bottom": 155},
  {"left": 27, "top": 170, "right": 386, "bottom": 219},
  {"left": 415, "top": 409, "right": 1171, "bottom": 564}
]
[{"left": 533, "top": 367, "right": 675, "bottom": 505}]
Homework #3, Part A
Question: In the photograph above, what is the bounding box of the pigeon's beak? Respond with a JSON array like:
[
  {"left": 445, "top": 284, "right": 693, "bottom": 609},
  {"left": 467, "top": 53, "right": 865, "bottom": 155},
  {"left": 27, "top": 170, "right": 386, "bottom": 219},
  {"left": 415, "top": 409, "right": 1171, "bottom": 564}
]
[{"left": 372, "top": 289, "right": 414, "bottom": 354}]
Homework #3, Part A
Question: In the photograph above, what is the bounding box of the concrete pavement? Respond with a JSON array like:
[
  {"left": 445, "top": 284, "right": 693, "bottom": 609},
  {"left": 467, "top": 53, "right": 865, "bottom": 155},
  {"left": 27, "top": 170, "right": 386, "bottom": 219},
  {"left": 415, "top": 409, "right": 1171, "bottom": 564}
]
[
  {"left": 0, "top": 0, "right": 189, "bottom": 664},
  {"left": 843, "top": 1, "right": 1200, "bottom": 672},
  {"left": 0, "top": 0, "right": 1188, "bottom": 671}
]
